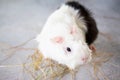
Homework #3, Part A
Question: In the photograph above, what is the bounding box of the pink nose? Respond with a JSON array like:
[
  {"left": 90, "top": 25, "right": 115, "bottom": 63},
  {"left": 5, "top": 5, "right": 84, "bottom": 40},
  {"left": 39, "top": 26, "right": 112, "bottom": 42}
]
[{"left": 81, "top": 57, "right": 88, "bottom": 62}]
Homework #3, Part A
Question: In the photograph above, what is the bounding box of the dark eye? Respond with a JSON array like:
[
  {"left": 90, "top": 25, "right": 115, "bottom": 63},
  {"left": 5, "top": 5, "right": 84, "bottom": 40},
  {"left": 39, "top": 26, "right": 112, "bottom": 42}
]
[{"left": 66, "top": 47, "right": 71, "bottom": 52}]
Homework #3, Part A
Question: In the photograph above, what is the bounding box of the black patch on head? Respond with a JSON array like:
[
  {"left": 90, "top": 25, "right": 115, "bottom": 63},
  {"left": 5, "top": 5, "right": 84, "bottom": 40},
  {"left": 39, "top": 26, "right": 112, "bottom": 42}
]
[{"left": 66, "top": 1, "right": 98, "bottom": 45}]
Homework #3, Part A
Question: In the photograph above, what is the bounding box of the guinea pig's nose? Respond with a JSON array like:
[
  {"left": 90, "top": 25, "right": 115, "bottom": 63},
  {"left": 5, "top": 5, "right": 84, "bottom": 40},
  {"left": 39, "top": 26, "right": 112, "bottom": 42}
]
[{"left": 81, "top": 57, "right": 88, "bottom": 63}]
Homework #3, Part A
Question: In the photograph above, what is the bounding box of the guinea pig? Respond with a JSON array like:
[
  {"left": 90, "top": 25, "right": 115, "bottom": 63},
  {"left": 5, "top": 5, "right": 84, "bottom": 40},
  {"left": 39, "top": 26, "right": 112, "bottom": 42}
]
[{"left": 35, "top": 1, "right": 98, "bottom": 69}]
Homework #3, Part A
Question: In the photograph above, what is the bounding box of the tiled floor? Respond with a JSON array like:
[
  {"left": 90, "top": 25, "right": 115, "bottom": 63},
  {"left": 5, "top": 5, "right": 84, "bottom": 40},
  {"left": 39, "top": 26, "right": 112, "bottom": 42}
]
[{"left": 0, "top": 0, "right": 120, "bottom": 80}]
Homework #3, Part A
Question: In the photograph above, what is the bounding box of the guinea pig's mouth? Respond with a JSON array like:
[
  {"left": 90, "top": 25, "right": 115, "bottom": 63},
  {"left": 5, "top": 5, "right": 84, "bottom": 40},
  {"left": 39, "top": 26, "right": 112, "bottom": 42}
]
[{"left": 81, "top": 54, "right": 92, "bottom": 64}]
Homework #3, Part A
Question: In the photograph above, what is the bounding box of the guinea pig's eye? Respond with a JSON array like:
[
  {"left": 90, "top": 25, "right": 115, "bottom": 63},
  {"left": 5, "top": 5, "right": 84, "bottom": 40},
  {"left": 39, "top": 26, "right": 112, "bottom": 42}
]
[{"left": 66, "top": 47, "right": 71, "bottom": 52}]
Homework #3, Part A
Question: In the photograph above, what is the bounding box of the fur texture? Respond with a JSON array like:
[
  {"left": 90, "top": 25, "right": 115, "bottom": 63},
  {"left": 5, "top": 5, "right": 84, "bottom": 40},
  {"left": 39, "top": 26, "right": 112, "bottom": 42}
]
[
  {"left": 66, "top": 1, "right": 98, "bottom": 45},
  {"left": 36, "top": 1, "right": 98, "bottom": 69}
]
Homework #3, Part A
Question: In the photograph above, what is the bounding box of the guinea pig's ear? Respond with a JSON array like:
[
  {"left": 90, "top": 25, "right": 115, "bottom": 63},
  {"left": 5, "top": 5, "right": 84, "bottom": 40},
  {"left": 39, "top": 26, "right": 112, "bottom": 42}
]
[
  {"left": 51, "top": 36, "right": 64, "bottom": 44},
  {"left": 70, "top": 27, "right": 77, "bottom": 35}
]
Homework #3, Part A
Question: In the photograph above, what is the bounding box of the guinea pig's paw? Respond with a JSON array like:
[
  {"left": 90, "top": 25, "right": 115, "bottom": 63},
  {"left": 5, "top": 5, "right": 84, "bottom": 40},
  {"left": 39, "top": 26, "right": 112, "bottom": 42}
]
[{"left": 89, "top": 44, "right": 96, "bottom": 53}]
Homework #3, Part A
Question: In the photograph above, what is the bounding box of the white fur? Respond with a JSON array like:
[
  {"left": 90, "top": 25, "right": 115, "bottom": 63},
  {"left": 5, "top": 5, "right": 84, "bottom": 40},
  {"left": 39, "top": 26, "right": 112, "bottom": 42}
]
[{"left": 36, "top": 4, "right": 92, "bottom": 69}]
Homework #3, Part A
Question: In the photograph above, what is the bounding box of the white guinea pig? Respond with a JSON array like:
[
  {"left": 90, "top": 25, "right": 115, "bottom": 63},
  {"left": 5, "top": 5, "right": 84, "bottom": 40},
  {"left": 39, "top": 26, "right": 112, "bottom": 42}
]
[{"left": 36, "top": 1, "right": 98, "bottom": 69}]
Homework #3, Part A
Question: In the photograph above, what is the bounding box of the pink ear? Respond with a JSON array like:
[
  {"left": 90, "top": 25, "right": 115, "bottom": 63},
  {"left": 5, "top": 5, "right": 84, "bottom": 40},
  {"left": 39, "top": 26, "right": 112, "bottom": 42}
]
[
  {"left": 51, "top": 36, "right": 64, "bottom": 44},
  {"left": 70, "top": 27, "right": 76, "bottom": 34}
]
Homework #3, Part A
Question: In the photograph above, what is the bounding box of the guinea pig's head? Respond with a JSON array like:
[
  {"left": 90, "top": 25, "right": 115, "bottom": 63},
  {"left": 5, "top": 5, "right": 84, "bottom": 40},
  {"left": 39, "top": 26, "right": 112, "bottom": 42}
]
[{"left": 46, "top": 36, "right": 92, "bottom": 69}]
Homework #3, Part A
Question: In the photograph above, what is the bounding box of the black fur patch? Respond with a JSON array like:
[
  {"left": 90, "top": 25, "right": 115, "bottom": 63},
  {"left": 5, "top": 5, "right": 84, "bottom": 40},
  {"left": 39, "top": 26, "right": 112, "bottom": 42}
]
[{"left": 66, "top": 1, "right": 98, "bottom": 45}]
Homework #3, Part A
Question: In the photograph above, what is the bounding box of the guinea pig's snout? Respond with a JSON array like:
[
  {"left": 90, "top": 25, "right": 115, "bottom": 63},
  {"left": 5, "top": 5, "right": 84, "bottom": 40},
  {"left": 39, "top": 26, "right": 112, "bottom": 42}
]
[
  {"left": 81, "top": 57, "right": 88, "bottom": 63},
  {"left": 81, "top": 54, "right": 91, "bottom": 63}
]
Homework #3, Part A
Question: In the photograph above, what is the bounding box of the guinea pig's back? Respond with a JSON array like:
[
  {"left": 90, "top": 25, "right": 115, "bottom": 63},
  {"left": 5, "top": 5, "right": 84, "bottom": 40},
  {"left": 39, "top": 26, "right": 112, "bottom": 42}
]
[{"left": 66, "top": 1, "right": 99, "bottom": 45}]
